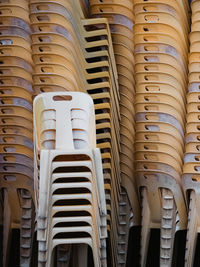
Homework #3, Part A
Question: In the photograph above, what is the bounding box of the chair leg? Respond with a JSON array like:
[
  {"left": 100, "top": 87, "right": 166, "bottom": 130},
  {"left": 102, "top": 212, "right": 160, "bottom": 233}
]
[
  {"left": 140, "top": 187, "right": 151, "bottom": 267},
  {"left": 184, "top": 191, "right": 199, "bottom": 267},
  {"left": 19, "top": 189, "right": 35, "bottom": 267},
  {"left": 3, "top": 189, "right": 11, "bottom": 267},
  {"left": 160, "top": 188, "right": 176, "bottom": 267}
]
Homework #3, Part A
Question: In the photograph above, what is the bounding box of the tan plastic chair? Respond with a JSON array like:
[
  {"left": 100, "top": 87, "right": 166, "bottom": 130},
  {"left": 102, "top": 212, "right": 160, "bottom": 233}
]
[
  {"left": 0, "top": 115, "right": 33, "bottom": 130},
  {"left": 0, "top": 0, "right": 29, "bottom": 10},
  {"left": 34, "top": 63, "right": 80, "bottom": 90},
  {"left": 186, "top": 112, "right": 200, "bottom": 124},
  {"left": 135, "top": 112, "right": 184, "bottom": 138},
  {"left": 135, "top": 92, "right": 186, "bottom": 115},
  {"left": 0, "top": 143, "right": 33, "bottom": 159},
  {"left": 134, "top": 51, "right": 187, "bottom": 78},
  {"left": 187, "top": 102, "right": 200, "bottom": 114},
  {"left": 136, "top": 169, "right": 187, "bottom": 266},
  {"left": 0, "top": 75, "right": 33, "bottom": 92},
  {"left": 134, "top": 31, "right": 188, "bottom": 61},
  {"left": 0, "top": 5, "right": 29, "bottom": 22},
  {"left": 0, "top": 18, "right": 31, "bottom": 36},
  {"left": 135, "top": 103, "right": 185, "bottom": 130},
  {"left": 135, "top": 121, "right": 184, "bottom": 144},
  {"left": 0, "top": 125, "right": 33, "bottom": 140},
  {"left": 189, "top": 31, "right": 200, "bottom": 44},
  {"left": 133, "top": 2, "right": 189, "bottom": 30},
  {"left": 0, "top": 25, "right": 31, "bottom": 41},
  {"left": 90, "top": 4, "right": 134, "bottom": 21},
  {"left": 0, "top": 66, "right": 32, "bottom": 82},
  {"left": 134, "top": 22, "right": 188, "bottom": 50},
  {"left": 135, "top": 131, "right": 184, "bottom": 153},
  {"left": 185, "top": 132, "right": 200, "bottom": 144},
  {"left": 135, "top": 62, "right": 187, "bottom": 88},
  {"left": 136, "top": 82, "right": 186, "bottom": 102},
  {"left": 185, "top": 142, "right": 200, "bottom": 153},
  {"left": 135, "top": 141, "right": 183, "bottom": 164},
  {"left": 0, "top": 35, "right": 31, "bottom": 52},
  {"left": 135, "top": 72, "right": 185, "bottom": 95},
  {"left": 135, "top": 11, "right": 188, "bottom": 40},
  {"left": 0, "top": 86, "right": 32, "bottom": 102},
  {"left": 133, "top": 0, "right": 189, "bottom": 22}
]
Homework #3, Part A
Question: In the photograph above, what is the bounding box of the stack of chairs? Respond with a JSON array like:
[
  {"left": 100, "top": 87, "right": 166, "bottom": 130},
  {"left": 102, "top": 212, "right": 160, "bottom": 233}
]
[
  {"left": 0, "top": 0, "right": 35, "bottom": 266},
  {"left": 88, "top": 1, "right": 140, "bottom": 265},
  {"left": 29, "top": 0, "right": 121, "bottom": 265},
  {"left": 182, "top": 0, "right": 200, "bottom": 265},
  {"left": 133, "top": 0, "right": 189, "bottom": 265},
  {"left": 33, "top": 92, "right": 107, "bottom": 266}
]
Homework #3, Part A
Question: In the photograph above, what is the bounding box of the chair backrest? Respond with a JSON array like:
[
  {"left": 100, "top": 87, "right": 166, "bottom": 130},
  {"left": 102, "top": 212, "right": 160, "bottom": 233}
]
[{"left": 33, "top": 92, "right": 96, "bottom": 150}]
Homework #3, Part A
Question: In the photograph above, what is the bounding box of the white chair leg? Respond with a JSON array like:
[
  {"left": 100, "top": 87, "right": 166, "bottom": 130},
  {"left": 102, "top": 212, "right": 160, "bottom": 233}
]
[{"left": 160, "top": 188, "right": 176, "bottom": 267}]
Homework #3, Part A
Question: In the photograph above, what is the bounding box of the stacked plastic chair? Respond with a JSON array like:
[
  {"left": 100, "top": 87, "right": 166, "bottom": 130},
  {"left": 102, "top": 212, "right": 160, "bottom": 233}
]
[
  {"left": 88, "top": 1, "right": 140, "bottom": 265},
  {"left": 133, "top": 0, "right": 189, "bottom": 265},
  {"left": 0, "top": 0, "right": 35, "bottom": 266},
  {"left": 29, "top": 0, "right": 121, "bottom": 265},
  {"left": 33, "top": 92, "right": 107, "bottom": 266},
  {"left": 182, "top": 1, "right": 200, "bottom": 266}
]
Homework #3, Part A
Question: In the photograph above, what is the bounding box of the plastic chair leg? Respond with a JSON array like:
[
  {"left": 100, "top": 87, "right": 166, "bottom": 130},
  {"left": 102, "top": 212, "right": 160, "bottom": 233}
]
[
  {"left": 160, "top": 188, "right": 177, "bottom": 267},
  {"left": 19, "top": 189, "right": 35, "bottom": 267},
  {"left": 140, "top": 187, "right": 151, "bottom": 267},
  {"left": 38, "top": 240, "right": 47, "bottom": 266},
  {"left": 3, "top": 189, "right": 11, "bottom": 267},
  {"left": 184, "top": 191, "right": 199, "bottom": 267}
]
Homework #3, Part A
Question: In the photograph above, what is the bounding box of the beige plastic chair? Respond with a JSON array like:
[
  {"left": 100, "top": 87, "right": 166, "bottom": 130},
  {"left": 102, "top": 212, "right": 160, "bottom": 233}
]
[
  {"left": 0, "top": 75, "right": 33, "bottom": 92},
  {"left": 133, "top": 0, "right": 189, "bottom": 20},
  {"left": 135, "top": 121, "right": 184, "bottom": 152},
  {"left": 136, "top": 169, "right": 187, "bottom": 266},
  {"left": 134, "top": 30, "right": 188, "bottom": 59},
  {"left": 189, "top": 31, "right": 200, "bottom": 44},
  {"left": 135, "top": 49, "right": 186, "bottom": 73},
  {"left": 135, "top": 103, "right": 185, "bottom": 130},
  {"left": 90, "top": 4, "right": 134, "bottom": 21},
  {"left": 135, "top": 11, "right": 188, "bottom": 41},
  {"left": 135, "top": 92, "right": 186, "bottom": 115},
  {"left": 135, "top": 141, "right": 183, "bottom": 164},
  {"left": 0, "top": 5, "right": 29, "bottom": 22},
  {"left": 0, "top": 25, "right": 31, "bottom": 41},
  {"left": 0, "top": 47, "right": 33, "bottom": 65},
  {"left": 33, "top": 92, "right": 107, "bottom": 266},
  {"left": 134, "top": 21, "right": 188, "bottom": 49},
  {"left": 135, "top": 72, "right": 185, "bottom": 95},
  {"left": 0, "top": 86, "right": 33, "bottom": 102},
  {"left": 135, "top": 131, "right": 184, "bottom": 154},
  {"left": 134, "top": 3, "right": 188, "bottom": 30},
  {"left": 135, "top": 62, "right": 187, "bottom": 89},
  {"left": 0, "top": 66, "right": 32, "bottom": 82},
  {"left": 0, "top": 17, "right": 31, "bottom": 35},
  {"left": 37, "top": 160, "right": 106, "bottom": 265},
  {"left": 136, "top": 82, "right": 186, "bottom": 102},
  {"left": 36, "top": 159, "right": 106, "bottom": 264}
]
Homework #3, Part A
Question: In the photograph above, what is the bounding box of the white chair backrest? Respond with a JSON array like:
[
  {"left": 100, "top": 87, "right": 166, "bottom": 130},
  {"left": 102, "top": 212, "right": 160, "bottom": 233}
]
[{"left": 33, "top": 92, "right": 96, "bottom": 150}]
